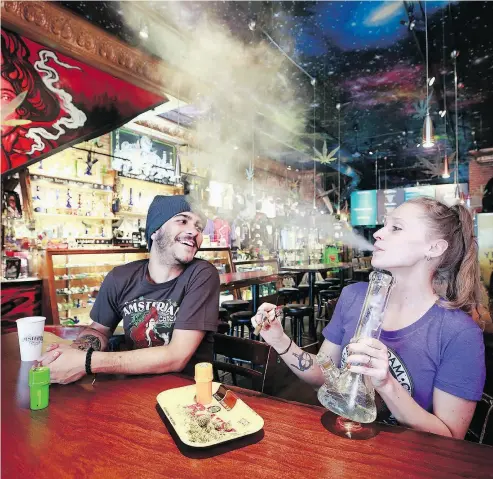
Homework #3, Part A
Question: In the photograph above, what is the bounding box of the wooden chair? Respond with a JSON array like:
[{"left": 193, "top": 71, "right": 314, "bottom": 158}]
[
  {"left": 212, "top": 333, "right": 278, "bottom": 395},
  {"left": 466, "top": 392, "right": 493, "bottom": 445},
  {"left": 467, "top": 334, "right": 493, "bottom": 445},
  {"left": 316, "top": 297, "right": 338, "bottom": 334}
]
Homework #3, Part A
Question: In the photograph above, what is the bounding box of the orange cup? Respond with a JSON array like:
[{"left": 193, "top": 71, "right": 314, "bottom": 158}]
[{"left": 195, "top": 362, "right": 213, "bottom": 405}]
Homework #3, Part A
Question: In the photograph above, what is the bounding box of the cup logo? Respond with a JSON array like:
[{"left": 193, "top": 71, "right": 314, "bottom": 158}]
[{"left": 23, "top": 335, "right": 43, "bottom": 346}]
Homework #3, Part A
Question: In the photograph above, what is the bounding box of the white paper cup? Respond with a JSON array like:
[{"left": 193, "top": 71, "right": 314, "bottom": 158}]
[{"left": 16, "top": 316, "right": 46, "bottom": 361}]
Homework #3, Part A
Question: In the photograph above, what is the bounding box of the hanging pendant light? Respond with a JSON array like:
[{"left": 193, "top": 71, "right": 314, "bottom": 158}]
[
  {"left": 455, "top": 183, "right": 463, "bottom": 204},
  {"left": 174, "top": 151, "right": 182, "bottom": 184},
  {"left": 421, "top": 3, "right": 435, "bottom": 149},
  {"left": 337, "top": 102, "right": 341, "bottom": 216},
  {"left": 441, "top": 153, "right": 450, "bottom": 178},
  {"left": 312, "top": 79, "right": 317, "bottom": 210},
  {"left": 422, "top": 113, "right": 435, "bottom": 148},
  {"left": 440, "top": 10, "right": 449, "bottom": 178},
  {"left": 452, "top": 49, "right": 460, "bottom": 188}
]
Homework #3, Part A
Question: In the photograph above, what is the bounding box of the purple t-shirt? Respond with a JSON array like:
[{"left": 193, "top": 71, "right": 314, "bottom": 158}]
[{"left": 323, "top": 283, "right": 485, "bottom": 422}]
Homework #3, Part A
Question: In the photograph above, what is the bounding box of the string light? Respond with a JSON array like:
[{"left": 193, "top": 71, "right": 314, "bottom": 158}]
[
  {"left": 441, "top": 146, "right": 450, "bottom": 179},
  {"left": 250, "top": 22, "right": 256, "bottom": 197},
  {"left": 260, "top": 28, "right": 316, "bottom": 84},
  {"left": 313, "top": 80, "right": 316, "bottom": 209},
  {"left": 337, "top": 102, "right": 341, "bottom": 216},
  {"left": 441, "top": 7, "right": 449, "bottom": 180},
  {"left": 451, "top": 50, "right": 460, "bottom": 189},
  {"left": 422, "top": 2, "right": 435, "bottom": 149}
]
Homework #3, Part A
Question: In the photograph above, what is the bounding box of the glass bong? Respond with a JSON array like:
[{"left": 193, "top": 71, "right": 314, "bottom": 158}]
[{"left": 316, "top": 270, "right": 395, "bottom": 433}]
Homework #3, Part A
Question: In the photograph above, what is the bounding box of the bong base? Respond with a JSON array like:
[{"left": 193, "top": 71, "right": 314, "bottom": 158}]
[{"left": 321, "top": 412, "right": 379, "bottom": 440}]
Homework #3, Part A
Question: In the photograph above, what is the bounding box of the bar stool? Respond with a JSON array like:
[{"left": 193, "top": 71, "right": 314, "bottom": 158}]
[
  {"left": 277, "top": 287, "right": 300, "bottom": 305},
  {"left": 282, "top": 304, "right": 314, "bottom": 346},
  {"left": 216, "top": 307, "right": 230, "bottom": 334},
  {"left": 323, "top": 278, "right": 340, "bottom": 288},
  {"left": 230, "top": 311, "right": 255, "bottom": 338},
  {"left": 297, "top": 284, "right": 309, "bottom": 304},
  {"left": 297, "top": 273, "right": 310, "bottom": 304},
  {"left": 217, "top": 322, "right": 230, "bottom": 334},
  {"left": 315, "top": 280, "right": 329, "bottom": 289},
  {"left": 221, "top": 299, "right": 251, "bottom": 336},
  {"left": 221, "top": 299, "right": 250, "bottom": 317},
  {"left": 325, "top": 285, "right": 341, "bottom": 293}
]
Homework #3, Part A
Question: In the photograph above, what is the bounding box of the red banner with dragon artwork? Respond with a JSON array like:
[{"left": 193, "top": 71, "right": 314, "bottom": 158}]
[
  {"left": 1, "top": 280, "right": 42, "bottom": 333},
  {"left": 1, "top": 28, "right": 165, "bottom": 175}
]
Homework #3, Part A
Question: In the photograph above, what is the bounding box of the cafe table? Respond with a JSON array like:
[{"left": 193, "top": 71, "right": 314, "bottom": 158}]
[
  {"left": 280, "top": 264, "right": 350, "bottom": 308},
  {"left": 2, "top": 330, "right": 492, "bottom": 479},
  {"left": 220, "top": 271, "right": 282, "bottom": 313}
]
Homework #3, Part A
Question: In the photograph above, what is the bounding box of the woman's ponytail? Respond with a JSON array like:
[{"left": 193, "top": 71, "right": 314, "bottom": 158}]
[{"left": 408, "top": 197, "right": 490, "bottom": 328}]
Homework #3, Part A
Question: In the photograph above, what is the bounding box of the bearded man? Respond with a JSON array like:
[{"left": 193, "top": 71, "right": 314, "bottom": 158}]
[{"left": 39, "top": 195, "right": 220, "bottom": 383}]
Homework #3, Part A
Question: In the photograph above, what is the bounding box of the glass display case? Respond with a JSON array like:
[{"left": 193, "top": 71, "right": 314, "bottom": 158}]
[
  {"left": 45, "top": 248, "right": 148, "bottom": 325},
  {"left": 233, "top": 259, "right": 279, "bottom": 274},
  {"left": 195, "top": 247, "right": 234, "bottom": 274},
  {"left": 278, "top": 249, "right": 303, "bottom": 267},
  {"left": 233, "top": 259, "right": 280, "bottom": 302},
  {"left": 27, "top": 147, "right": 183, "bottom": 245}
]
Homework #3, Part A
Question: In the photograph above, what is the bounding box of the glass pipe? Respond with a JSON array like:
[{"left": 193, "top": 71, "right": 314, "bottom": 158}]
[{"left": 317, "top": 270, "right": 395, "bottom": 423}]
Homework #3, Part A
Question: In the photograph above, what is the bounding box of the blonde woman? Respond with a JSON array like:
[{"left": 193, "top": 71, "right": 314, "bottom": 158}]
[{"left": 253, "top": 197, "right": 490, "bottom": 439}]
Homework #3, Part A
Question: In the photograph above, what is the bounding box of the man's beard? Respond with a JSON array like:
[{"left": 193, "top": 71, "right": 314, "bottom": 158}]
[{"left": 154, "top": 229, "right": 194, "bottom": 265}]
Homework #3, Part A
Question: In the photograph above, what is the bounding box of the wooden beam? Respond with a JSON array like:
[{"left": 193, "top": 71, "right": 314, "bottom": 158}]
[
  {"left": 18, "top": 168, "right": 34, "bottom": 227},
  {"left": 1, "top": 1, "right": 191, "bottom": 101}
]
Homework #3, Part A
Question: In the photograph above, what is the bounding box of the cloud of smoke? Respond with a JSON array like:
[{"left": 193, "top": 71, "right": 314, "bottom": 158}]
[
  {"left": 123, "top": 3, "right": 308, "bottom": 182},
  {"left": 121, "top": 3, "right": 374, "bottom": 252},
  {"left": 308, "top": 214, "right": 375, "bottom": 251}
]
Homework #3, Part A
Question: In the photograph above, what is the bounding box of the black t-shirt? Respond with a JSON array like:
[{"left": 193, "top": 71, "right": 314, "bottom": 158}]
[{"left": 90, "top": 258, "right": 220, "bottom": 376}]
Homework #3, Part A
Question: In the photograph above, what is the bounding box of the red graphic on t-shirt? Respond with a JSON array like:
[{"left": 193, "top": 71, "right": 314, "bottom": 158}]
[{"left": 130, "top": 306, "right": 162, "bottom": 348}]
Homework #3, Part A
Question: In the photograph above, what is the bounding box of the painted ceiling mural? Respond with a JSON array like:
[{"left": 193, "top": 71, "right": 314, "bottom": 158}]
[{"left": 60, "top": 1, "right": 493, "bottom": 191}]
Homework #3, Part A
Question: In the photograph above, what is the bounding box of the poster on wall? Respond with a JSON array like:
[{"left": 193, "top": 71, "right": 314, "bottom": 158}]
[
  {"left": 2, "top": 190, "right": 22, "bottom": 218},
  {"left": 354, "top": 184, "right": 471, "bottom": 226},
  {"left": 477, "top": 213, "right": 493, "bottom": 289},
  {"left": 403, "top": 185, "right": 436, "bottom": 201},
  {"left": 350, "top": 190, "right": 377, "bottom": 226},
  {"left": 111, "top": 129, "right": 178, "bottom": 185},
  {"left": 376, "top": 189, "right": 405, "bottom": 224},
  {"left": 1, "top": 28, "right": 165, "bottom": 176}
]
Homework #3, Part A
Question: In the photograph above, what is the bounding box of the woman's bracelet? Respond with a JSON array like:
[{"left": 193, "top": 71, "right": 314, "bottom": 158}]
[{"left": 278, "top": 337, "right": 293, "bottom": 356}]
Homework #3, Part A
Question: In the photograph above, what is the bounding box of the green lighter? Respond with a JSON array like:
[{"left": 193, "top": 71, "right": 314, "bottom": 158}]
[{"left": 28, "top": 366, "right": 50, "bottom": 410}]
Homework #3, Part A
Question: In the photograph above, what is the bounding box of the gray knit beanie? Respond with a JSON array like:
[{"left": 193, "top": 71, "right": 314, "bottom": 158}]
[{"left": 145, "top": 195, "right": 191, "bottom": 250}]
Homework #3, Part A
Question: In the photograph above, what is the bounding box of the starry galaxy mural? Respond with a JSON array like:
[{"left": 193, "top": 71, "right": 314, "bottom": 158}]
[{"left": 60, "top": 1, "right": 493, "bottom": 193}]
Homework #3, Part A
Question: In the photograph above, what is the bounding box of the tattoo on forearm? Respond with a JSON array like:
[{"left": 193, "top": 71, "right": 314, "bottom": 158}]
[
  {"left": 290, "top": 352, "right": 314, "bottom": 372},
  {"left": 73, "top": 335, "right": 102, "bottom": 351}
]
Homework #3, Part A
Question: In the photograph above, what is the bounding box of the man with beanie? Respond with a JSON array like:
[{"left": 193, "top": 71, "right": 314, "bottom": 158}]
[{"left": 39, "top": 195, "right": 220, "bottom": 383}]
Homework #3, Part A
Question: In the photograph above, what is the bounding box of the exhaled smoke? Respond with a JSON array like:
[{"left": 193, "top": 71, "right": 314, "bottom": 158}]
[
  {"left": 122, "top": 2, "right": 308, "bottom": 185},
  {"left": 122, "top": 3, "right": 372, "bottom": 253},
  {"left": 309, "top": 214, "right": 375, "bottom": 251}
]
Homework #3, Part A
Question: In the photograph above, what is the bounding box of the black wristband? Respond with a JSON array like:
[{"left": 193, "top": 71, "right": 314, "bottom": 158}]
[
  {"left": 85, "top": 347, "right": 94, "bottom": 375},
  {"left": 278, "top": 338, "right": 293, "bottom": 356}
]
